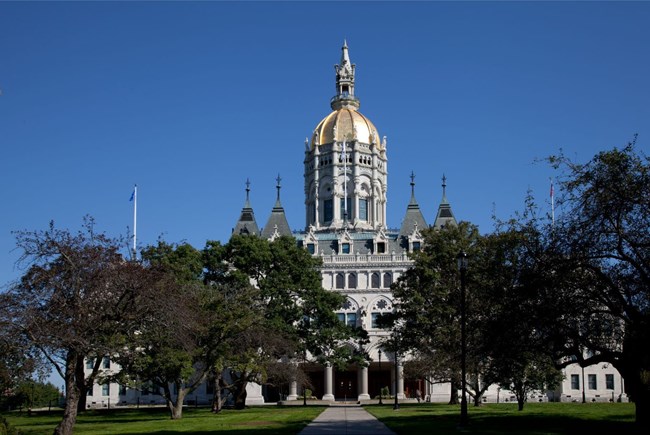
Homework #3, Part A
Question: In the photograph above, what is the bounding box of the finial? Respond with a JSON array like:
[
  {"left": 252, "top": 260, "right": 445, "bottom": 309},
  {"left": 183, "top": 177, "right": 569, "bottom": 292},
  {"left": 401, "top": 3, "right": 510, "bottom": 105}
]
[
  {"left": 410, "top": 171, "right": 416, "bottom": 197},
  {"left": 442, "top": 174, "right": 447, "bottom": 199},
  {"left": 276, "top": 174, "right": 282, "bottom": 202},
  {"left": 245, "top": 178, "right": 251, "bottom": 202},
  {"left": 343, "top": 39, "right": 348, "bottom": 48}
]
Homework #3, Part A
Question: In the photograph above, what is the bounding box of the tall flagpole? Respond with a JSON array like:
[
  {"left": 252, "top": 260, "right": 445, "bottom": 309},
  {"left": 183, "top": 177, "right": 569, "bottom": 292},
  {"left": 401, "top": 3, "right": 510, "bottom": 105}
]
[
  {"left": 550, "top": 177, "right": 555, "bottom": 227},
  {"left": 342, "top": 141, "right": 348, "bottom": 224},
  {"left": 132, "top": 184, "right": 137, "bottom": 257}
]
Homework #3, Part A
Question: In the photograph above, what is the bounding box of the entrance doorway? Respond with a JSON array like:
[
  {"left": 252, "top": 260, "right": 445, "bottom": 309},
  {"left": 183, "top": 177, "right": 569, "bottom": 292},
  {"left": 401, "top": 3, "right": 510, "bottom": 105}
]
[
  {"left": 335, "top": 371, "right": 357, "bottom": 399},
  {"left": 370, "top": 368, "right": 392, "bottom": 399}
]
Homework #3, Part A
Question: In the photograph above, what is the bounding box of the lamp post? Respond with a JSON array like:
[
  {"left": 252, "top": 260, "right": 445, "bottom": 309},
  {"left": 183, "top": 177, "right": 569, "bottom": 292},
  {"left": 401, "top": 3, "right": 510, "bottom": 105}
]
[
  {"left": 303, "top": 347, "right": 308, "bottom": 406},
  {"left": 457, "top": 250, "right": 469, "bottom": 427},
  {"left": 581, "top": 364, "right": 586, "bottom": 404},
  {"left": 393, "top": 348, "right": 400, "bottom": 410},
  {"left": 378, "top": 349, "right": 383, "bottom": 405}
]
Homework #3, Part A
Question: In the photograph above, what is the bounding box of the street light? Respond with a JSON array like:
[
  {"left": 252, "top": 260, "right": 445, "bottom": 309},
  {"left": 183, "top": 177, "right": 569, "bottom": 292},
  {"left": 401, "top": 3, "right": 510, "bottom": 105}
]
[
  {"left": 303, "top": 347, "right": 308, "bottom": 406},
  {"left": 457, "top": 250, "right": 469, "bottom": 427},
  {"left": 378, "top": 349, "right": 383, "bottom": 405}
]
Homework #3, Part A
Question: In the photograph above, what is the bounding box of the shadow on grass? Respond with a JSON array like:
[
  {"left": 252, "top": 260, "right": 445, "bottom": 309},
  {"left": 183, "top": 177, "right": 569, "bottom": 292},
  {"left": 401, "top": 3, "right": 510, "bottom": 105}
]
[{"left": 370, "top": 409, "right": 642, "bottom": 435}]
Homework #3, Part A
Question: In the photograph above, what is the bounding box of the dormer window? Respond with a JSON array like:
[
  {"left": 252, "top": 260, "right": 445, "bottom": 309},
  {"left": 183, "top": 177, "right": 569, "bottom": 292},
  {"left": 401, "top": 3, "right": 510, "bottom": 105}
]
[
  {"left": 342, "top": 243, "right": 350, "bottom": 254},
  {"left": 377, "top": 242, "right": 386, "bottom": 254},
  {"left": 412, "top": 241, "right": 421, "bottom": 252},
  {"left": 307, "top": 243, "right": 315, "bottom": 254}
]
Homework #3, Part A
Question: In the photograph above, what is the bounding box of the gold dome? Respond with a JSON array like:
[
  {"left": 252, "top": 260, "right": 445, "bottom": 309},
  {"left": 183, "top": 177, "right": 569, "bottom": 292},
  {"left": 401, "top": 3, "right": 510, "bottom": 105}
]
[{"left": 310, "top": 108, "right": 381, "bottom": 150}]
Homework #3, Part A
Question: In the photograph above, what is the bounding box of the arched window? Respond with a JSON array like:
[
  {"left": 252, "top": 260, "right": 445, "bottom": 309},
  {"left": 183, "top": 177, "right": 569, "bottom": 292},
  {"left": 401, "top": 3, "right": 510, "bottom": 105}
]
[
  {"left": 337, "top": 298, "right": 359, "bottom": 328},
  {"left": 348, "top": 273, "right": 357, "bottom": 289},
  {"left": 336, "top": 273, "right": 345, "bottom": 289},
  {"left": 383, "top": 272, "right": 393, "bottom": 288},
  {"left": 371, "top": 272, "right": 380, "bottom": 289},
  {"left": 370, "top": 297, "right": 393, "bottom": 329}
]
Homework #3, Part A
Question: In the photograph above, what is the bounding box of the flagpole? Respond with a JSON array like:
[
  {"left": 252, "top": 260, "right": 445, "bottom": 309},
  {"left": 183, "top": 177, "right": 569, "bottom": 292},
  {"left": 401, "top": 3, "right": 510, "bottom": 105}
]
[
  {"left": 550, "top": 177, "right": 555, "bottom": 227},
  {"left": 133, "top": 184, "right": 137, "bottom": 257},
  {"left": 342, "top": 141, "right": 348, "bottom": 224}
]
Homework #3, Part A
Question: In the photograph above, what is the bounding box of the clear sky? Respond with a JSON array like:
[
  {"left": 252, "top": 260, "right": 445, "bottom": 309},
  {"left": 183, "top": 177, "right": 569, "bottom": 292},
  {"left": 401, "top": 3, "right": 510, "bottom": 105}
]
[{"left": 1, "top": 0, "right": 649, "bottom": 287}]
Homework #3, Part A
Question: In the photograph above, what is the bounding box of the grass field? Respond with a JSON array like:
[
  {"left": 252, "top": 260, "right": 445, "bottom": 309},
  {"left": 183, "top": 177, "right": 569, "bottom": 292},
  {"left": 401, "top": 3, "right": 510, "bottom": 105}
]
[
  {"left": 3, "top": 406, "right": 325, "bottom": 434},
  {"left": 367, "top": 402, "right": 637, "bottom": 434},
  {"left": 2, "top": 402, "right": 638, "bottom": 434}
]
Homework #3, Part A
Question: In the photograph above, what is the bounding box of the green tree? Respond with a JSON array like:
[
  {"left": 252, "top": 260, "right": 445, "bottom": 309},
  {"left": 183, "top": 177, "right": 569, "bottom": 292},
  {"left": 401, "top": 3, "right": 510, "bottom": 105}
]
[
  {"left": 473, "top": 221, "right": 562, "bottom": 410},
  {"left": 387, "top": 222, "right": 497, "bottom": 405},
  {"left": 2, "top": 218, "right": 158, "bottom": 435},
  {"left": 112, "top": 240, "right": 257, "bottom": 419},
  {"left": 4, "top": 381, "right": 61, "bottom": 410},
  {"left": 0, "top": 320, "right": 45, "bottom": 407},
  {"left": 537, "top": 141, "right": 650, "bottom": 427},
  {"left": 220, "top": 235, "right": 362, "bottom": 409}
]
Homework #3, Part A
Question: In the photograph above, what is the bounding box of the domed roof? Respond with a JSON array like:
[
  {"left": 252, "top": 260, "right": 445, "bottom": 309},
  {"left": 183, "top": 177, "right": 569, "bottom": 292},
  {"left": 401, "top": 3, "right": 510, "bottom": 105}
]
[{"left": 310, "top": 108, "right": 381, "bottom": 150}]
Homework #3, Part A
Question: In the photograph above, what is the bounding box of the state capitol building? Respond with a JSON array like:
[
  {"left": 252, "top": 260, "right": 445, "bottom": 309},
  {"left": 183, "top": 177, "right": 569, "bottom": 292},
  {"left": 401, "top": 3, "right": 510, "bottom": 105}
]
[{"left": 86, "top": 43, "right": 626, "bottom": 407}]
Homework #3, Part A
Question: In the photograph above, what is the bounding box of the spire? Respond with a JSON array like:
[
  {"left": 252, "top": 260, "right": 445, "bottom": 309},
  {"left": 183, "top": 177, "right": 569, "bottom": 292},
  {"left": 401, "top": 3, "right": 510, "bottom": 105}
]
[
  {"left": 433, "top": 174, "right": 457, "bottom": 230},
  {"left": 442, "top": 174, "right": 448, "bottom": 202},
  {"left": 341, "top": 39, "right": 351, "bottom": 66},
  {"left": 275, "top": 173, "right": 282, "bottom": 205},
  {"left": 409, "top": 171, "right": 416, "bottom": 203},
  {"left": 232, "top": 179, "right": 260, "bottom": 236},
  {"left": 245, "top": 178, "right": 252, "bottom": 206},
  {"left": 262, "top": 174, "right": 292, "bottom": 240},
  {"left": 399, "top": 171, "right": 428, "bottom": 240},
  {"left": 331, "top": 40, "right": 360, "bottom": 111}
]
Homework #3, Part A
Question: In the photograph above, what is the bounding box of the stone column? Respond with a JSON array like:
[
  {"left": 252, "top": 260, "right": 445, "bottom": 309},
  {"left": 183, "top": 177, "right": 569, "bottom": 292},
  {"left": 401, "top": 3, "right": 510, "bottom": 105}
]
[
  {"left": 322, "top": 364, "right": 335, "bottom": 401},
  {"left": 358, "top": 366, "right": 370, "bottom": 400},
  {"left": 287, "top": 381, "right": 298, "bottom": 401}
]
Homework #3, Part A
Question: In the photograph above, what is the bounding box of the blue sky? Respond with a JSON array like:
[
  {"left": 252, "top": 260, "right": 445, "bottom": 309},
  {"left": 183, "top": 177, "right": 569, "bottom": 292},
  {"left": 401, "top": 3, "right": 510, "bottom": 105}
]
[{"left": 1, "top": 0, "right": 649, "bottom": 287}]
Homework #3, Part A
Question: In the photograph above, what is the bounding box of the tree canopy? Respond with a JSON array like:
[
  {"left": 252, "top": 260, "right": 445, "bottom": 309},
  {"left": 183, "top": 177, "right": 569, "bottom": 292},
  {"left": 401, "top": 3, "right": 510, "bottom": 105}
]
[{"left": 2, "top": 218, "right": 163, "bottom": 435}]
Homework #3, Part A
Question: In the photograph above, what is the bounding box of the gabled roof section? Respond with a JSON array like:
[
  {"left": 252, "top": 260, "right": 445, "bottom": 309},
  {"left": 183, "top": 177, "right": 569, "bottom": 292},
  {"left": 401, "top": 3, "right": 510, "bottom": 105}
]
[
  {"left": 261, "top": 175, "right": 292, "bottom": 240},
  {"left": 399, "top": 172, "right": 428, "bottom": 238},
  {"left": 232, "top": 179, "right": 260, "bottom": 236},
  {"left": 433, "top": 174, "right": 457, "bottom": 230}
]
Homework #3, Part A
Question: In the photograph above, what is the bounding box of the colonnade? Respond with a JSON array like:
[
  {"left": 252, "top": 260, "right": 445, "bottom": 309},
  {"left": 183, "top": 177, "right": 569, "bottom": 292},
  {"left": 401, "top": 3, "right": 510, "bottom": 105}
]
[{"left": 287, "top": 362, "right": 404, "bottom": 401}]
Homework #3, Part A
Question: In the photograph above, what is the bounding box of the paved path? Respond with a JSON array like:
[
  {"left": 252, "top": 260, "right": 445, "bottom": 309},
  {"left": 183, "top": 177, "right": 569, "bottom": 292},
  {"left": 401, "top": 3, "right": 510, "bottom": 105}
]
[{"left": 298, "top": 404, "right": 396, "bottom": 435}]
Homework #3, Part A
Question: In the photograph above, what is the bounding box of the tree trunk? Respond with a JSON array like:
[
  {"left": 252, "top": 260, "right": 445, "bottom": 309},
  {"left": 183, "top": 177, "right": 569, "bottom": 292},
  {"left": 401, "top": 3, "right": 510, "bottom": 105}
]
[
  {"left": 75, "top": 355, "right": 88, "bottom": 413},
  {"left": 211, "top": 374, "right": 223, "bottom": 413},
  {"left": 633, "top": 387, "right": 650, "bottom": 431},
  {"left": 448, "top": 379, "right": 459, "bottom": 405},
  {"left": 233, "top": 380, "right": 248, "bottom": 410},
  {"left": 622, "top": 323, "right": 650, "bottom": 430},
  {"left": 169, "top": 396, "right": 185, "bottom": 420},
  {"left": 624, "top": 364, "right": 650, "bottom": 431},
  {"left": 515, "top": 387, "right": 526, "bottom": 411},
  {"left": 164, "top": 382, "right": 187, "bottom": 420},
  {"left": 54, "top": 354, "right": 80, "bottom": 435}
]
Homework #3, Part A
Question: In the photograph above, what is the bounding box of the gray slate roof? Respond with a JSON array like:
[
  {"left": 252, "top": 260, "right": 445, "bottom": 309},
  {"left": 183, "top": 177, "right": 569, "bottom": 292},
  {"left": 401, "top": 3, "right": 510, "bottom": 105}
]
[
  {"left": 232, "top": 197, "right": 260, "bottom": 236},
  {"left": 261, "top": 199, "right": 292, "bottom": 239},
  {"left": 398, "top": 191, "right": 428, "bottom": 249}
]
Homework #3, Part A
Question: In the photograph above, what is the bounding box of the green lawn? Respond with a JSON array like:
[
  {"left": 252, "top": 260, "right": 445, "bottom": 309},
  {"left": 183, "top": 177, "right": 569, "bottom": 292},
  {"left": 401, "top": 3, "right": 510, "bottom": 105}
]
[
  {"left": 3, "top": 406, "right": 326, "bottom": 435},
  {"left": 366, "top": 402, "right": 637, "bottom": 434},
  {"left": 3, "top": 402, "right": 638, "bottom": 435}
]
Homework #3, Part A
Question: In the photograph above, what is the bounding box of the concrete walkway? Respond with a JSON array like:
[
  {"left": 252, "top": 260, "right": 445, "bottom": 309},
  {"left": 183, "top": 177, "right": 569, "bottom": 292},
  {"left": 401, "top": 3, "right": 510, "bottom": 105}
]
[{"left": 298, "top": 404, "right": 396, "bottom": 435}]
